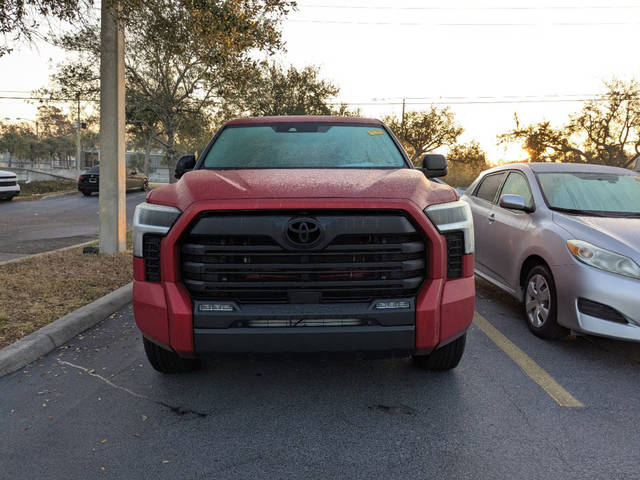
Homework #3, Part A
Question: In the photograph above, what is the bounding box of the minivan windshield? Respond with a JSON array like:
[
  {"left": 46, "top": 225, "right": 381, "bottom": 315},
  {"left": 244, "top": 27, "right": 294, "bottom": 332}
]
[
  {"left": 537, "top": 172, "right": 640, "bottom": 216},
  {"left": 201, "top": 124, "right": 407, "bottom": 169}
]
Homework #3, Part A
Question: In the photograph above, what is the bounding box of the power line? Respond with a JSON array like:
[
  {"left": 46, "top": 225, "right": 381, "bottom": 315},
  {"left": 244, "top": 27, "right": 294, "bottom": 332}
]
[
  {"left": 290, "top": 19, "right": 640, "bottom": 26},
  {"left": 298, "top": 3, "right": 640, "bottom": 11},
  {"left": 1, "top": 94, "right": 636, "bottom": 106},
  {"left": 0, "top": 95, "right": 99, "bottom": 102},
  {"left": 326, "top": 99, "right": 612, "bottom": 105}
]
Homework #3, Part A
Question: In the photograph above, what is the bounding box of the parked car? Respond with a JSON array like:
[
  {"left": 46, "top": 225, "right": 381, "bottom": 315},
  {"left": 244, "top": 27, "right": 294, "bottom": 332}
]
[
  {"left": 462, "top": 162, "right": 640, "bottom": 342},
  {"left": 0, "top": 169, "right": 20, "bottom": 201},
  {"left": 133, "top": 116, "right": 476, "bottom": 373},
  {"left": 78, "top": 166, "right": 148, "bottom": 196}
]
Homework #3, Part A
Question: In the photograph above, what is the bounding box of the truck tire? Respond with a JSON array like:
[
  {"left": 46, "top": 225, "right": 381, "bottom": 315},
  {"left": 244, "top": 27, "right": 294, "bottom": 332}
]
[
  {"left": 413, "top": 334, "right": 466, "bottom": 371},
  {"left": 143, "top": 337, "right": 200, "bottom": 373},
  {"left": 81, "top": 190, "right": 92, "bottom": 197}
]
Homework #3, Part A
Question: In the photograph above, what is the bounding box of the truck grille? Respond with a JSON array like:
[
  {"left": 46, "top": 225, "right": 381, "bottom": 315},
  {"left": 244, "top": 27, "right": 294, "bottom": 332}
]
[
  {"left": 445, "top": 232, "right": 464, "bottom": 278},
  {"left": 0, "top": 180, "right": 16, "bottom": 187},
  {"left": 143, "top": 234, "right": 162, "bottom": 282},
  {"left": 180, "top": 212, "right": 427, "bottom": 304}
]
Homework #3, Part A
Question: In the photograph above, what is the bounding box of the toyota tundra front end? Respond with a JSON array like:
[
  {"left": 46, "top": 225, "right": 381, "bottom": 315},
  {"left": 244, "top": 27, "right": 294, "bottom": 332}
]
[{"left": 133, "top": 116, "right": 475, "bottom": 373}]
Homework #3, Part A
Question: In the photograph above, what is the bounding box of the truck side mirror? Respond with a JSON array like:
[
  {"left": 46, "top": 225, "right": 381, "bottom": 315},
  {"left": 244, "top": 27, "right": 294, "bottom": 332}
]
[
  {"left": 421, "top": 154, "right": 448, "bottom": 178},
  {"left": 175, "top": 154, "right": 196, "bottom": 179}
]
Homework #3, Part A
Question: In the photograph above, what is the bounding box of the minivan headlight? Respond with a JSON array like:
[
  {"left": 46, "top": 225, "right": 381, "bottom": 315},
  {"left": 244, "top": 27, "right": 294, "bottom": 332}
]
[
  {"left": 567, "top": 239, "right": 640, "bottom": 280},
  {"left": 425, "top": 200, "right": 475, "bottom": 254},
  {"left": 133, "top": 202, "right": 182, "bottom": 257}
]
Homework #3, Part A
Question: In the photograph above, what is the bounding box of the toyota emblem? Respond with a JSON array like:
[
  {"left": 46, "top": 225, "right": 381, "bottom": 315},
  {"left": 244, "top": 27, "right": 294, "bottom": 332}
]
[{"left": 286, "top": 217, "right": 322, "bottom": 246}]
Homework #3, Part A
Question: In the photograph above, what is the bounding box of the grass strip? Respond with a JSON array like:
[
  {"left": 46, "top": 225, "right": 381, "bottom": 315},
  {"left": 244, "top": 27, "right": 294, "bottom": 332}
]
[{"left": 0, "top": 235, "right": 133, "bottom": 349}]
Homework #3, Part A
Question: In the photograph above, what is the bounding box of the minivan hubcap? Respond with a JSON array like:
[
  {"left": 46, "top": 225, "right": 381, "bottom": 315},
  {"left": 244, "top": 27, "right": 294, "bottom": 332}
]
[{"left": 525, "top": 274, "right": 550, "bottom": 328}]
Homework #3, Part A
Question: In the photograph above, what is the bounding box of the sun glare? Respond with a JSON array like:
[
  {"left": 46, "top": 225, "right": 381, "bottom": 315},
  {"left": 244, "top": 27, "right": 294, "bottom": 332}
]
[{"left": 489, "top": 144, "right": 531, "bottom": 166}]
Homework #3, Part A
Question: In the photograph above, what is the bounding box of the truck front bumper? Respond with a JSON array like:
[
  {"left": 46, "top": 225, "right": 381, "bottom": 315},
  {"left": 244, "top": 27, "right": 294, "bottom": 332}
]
[{"left": 133, "top": 267, "right": 475, "bottom": 358}]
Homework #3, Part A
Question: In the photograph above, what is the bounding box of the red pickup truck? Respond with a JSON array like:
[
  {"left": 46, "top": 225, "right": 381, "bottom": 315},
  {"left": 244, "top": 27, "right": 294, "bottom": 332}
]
[{"left": 132, "top": 116, "right": 475, "bottom": 373}]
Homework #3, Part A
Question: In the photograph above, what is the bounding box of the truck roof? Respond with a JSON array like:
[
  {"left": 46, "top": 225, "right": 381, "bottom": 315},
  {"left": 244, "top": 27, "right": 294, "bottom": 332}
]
[{"left": 225, "top": 116, "right": 382, "bottom": 126}]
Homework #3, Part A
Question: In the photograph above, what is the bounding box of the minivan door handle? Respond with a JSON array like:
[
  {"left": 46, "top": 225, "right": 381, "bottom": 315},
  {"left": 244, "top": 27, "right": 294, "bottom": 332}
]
[{"left": 488, "top": 213, "right": 496, "bottom": 224}]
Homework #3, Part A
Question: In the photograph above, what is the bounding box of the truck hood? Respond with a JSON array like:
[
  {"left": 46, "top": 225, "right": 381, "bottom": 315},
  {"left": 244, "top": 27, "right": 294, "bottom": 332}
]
[
  {"left": 553, "top": 212, "right": 640, "bottom": 264},
  {"left": 148, "top": 168, "right": 457, "bottom": 211}
]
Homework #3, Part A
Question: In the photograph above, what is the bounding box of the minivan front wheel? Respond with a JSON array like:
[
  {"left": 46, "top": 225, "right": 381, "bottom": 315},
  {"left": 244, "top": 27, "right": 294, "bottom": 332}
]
[{"left": 524, "top": 265, "right": 567, "bottom": 339}]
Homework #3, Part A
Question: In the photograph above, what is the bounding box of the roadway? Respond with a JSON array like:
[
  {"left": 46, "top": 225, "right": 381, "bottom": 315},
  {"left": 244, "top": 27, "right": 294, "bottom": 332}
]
[
  {"left": 0, "top": 192, "right": 147, "bottom": 262},
  {"left": 1, "top": 278, "right": 639, "bottom": 479}
]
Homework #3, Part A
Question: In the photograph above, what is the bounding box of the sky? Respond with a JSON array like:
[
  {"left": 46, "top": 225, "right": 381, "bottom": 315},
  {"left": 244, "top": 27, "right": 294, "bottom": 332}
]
[{"left": 1, "top": 0, "right": 640, "bottom": 163}]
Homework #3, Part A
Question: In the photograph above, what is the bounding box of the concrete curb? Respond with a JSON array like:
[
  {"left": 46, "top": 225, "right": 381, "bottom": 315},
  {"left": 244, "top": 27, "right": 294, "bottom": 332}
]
[
  {"left": 14, "top": 191, "right": 79, "bottom": 202},
  {"left": 0, "top": 240, "right": 98, "bottom": 267},
  {"left": 0, "top": 282, "right": 133, "bottom": 377}
]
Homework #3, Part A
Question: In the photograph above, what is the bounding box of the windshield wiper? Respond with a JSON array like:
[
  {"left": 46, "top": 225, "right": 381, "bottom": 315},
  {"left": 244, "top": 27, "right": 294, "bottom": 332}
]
[{"left": 550, "top": 207, "right": 640, "bottom": 218}]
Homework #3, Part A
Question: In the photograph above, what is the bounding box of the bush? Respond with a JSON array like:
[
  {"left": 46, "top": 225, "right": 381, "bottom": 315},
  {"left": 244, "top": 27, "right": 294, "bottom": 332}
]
[{"left": 18, "top": 180, "right": 76, "bottom": 196}]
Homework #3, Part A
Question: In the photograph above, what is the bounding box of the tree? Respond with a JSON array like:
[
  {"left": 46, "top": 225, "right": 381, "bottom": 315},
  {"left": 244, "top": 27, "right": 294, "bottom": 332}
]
[
  {"left": 0, "top": 0, "right": 92, "bottom": 56},
  {"left": 48, "top": 0, "right": 296, "bottom": 181},
  {"left": 218, "top": 64, "right": 343, "bottom": 118},
  {"left": 0, "top": 122, "right": 30, "bottom": 167},
  {"left": 499, "top": 79, "right": 640, "bottom": 168},
  {"left": 446, "top": 141, "right": 489, "bottom": 187},
  {"left": 0, "top": 106, "right": 98, "bottom": 168},
  {"left": 383, "top": 107, "right": 463, "bottom": 164}
]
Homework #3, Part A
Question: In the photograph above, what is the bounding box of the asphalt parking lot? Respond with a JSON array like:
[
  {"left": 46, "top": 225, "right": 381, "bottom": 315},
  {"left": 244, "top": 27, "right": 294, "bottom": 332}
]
[
  {"left": 2, "top": 278, "right": 639, "bottom": 479},
  {"left": 0, "top": 191, "right": 147, "bottom": 263}
]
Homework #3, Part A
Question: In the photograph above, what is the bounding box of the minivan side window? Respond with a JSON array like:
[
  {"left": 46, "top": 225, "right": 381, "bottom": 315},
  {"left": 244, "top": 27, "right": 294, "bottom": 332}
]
[
  {"left": 474, "top": 172, "right": 506, "bottom": 203},
  {"left": 499, "top": 172, "right": 534, "bottom": 209}
]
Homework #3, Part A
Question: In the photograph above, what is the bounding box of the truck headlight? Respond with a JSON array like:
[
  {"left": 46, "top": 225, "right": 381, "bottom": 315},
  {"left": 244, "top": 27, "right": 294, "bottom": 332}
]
[
  {"left": 567, "top": 239, "right": 640, "bottom": 280},
  {"left": 133, "top": 202, "right": 182, "bottom": 257},
  {"left": 424, "top": 200, "right": 475, "bottom": 254}
]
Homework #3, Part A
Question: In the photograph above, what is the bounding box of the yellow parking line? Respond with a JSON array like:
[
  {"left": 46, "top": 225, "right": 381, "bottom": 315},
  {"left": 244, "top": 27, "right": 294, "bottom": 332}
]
[{"left": 473, "top": 312, "right": 584, "bottom": 408}]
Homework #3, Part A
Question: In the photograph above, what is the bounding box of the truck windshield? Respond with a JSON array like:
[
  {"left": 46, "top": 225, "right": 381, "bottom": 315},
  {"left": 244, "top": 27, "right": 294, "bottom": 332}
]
[
  {"left": 538, "top": 172, "right": 640, "bottom": 216},
  {"left": 202, "top": 124, "right": 407, "bottom": 169}
]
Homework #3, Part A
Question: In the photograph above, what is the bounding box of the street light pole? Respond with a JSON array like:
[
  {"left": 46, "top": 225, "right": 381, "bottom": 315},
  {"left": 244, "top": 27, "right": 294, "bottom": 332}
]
[{"left": 99, "top": 0, "right": 126, "bottom": 254}]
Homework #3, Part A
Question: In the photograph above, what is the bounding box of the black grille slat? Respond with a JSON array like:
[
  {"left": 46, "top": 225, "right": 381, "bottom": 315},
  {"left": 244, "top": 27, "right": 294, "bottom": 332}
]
[
  {"left": 183, "top": 258, "right": 424, "bottom": 273},
  {"left": 143, "top": 234, "right": 163, "bottom": 282},
  {"left": 445, "top": 232, "right": 464, "bottom": 279},
  {"left": 0, "top": 180, "right": 17, "bottom": 187},
  {"left": 181, "top": 213, "right": 428, "bottom": 304}
]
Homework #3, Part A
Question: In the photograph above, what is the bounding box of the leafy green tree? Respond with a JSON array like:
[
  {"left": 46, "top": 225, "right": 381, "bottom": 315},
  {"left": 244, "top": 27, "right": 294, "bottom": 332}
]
[
  {"left": 499, "top": 79, "right": 640, "bottom": 168},
  {"left": 219, "top": 64, "right": 342, "bottom": 117},
  {"left": 446, "top": 141, "right": 489, "bottom": 187},
  {"left": 48, "top": 0, "right": 296, "bottom": 182},
  {"left": 0, "top": 0, "right": 92, "bottom": 56},
  {"left": 384, "top": 107, "right": 463, "bottom": 164}
]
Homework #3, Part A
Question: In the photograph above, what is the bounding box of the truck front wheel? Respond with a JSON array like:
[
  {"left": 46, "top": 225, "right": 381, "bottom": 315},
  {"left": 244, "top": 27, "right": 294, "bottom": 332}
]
[
  {"left": 143, "top": 338, "right": 200, "bottom": 374},
  {"left": 413, "top": 334, "right": 466, "bottom": 371}
]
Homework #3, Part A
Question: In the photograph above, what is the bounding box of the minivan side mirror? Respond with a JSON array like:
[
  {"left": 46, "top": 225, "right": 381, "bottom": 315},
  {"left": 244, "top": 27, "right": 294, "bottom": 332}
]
[
  {"left": 499, "top": 194, "right": 528, "bottom": 212},
  {"left": 421, "top": 154, "right": 448, "bottom": 178},
  {"left": 175, "top": 154, "right": 196, "bottom": 179}
]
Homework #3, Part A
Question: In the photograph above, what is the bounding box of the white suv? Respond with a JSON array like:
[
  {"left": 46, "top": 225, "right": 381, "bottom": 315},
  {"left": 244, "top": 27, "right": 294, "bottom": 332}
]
[{"left": 0, "top": 170, "right": 20, "bottom": 201}]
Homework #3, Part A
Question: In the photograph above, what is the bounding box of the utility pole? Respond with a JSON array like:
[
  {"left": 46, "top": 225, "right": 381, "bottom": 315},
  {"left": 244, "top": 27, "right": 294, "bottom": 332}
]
[
  {"left": 99, "top": 0, "right": 126, "bottom": 254},
  {"left": 76, "top": 95, "right": 82, "bottom": 170},
  {"left": 401, "top": 97, "right": 406, "bottom": 137}
]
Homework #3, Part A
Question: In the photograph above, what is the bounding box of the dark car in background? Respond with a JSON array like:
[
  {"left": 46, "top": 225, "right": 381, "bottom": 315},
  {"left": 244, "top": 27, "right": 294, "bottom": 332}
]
[{"left": 78, "top": 166, "right": 148, "bottom": 196}]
